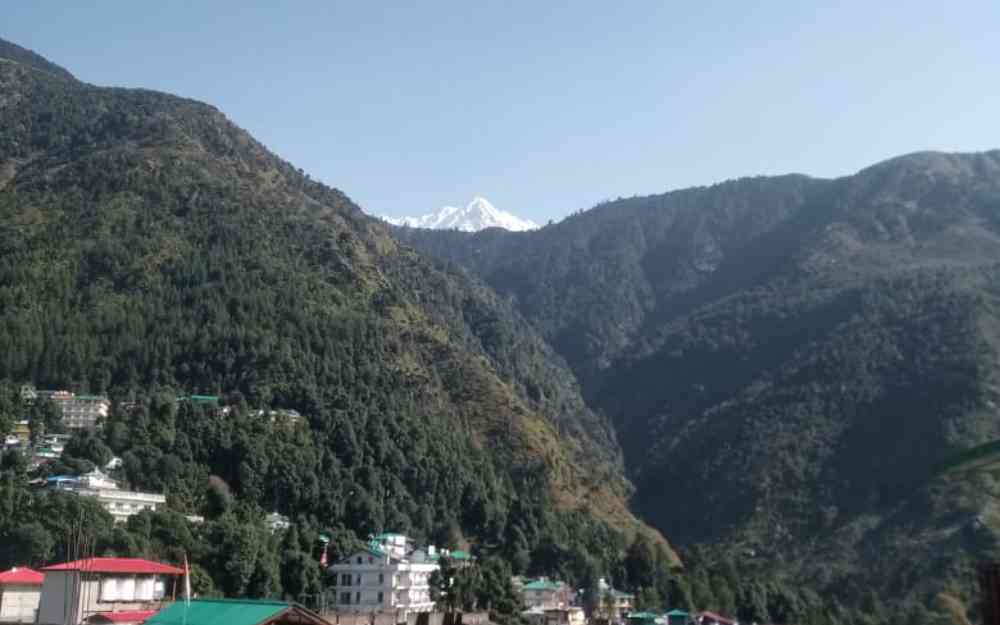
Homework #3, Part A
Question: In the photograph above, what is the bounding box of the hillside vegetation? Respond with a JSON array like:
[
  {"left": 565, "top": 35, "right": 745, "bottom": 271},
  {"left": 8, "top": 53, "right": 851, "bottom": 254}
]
[
  {"left": 396, "top": 151, "right": 1000, "bottom": 623},
  {"left": 0, "top": 42, "right": 677, "bottom": 607}
]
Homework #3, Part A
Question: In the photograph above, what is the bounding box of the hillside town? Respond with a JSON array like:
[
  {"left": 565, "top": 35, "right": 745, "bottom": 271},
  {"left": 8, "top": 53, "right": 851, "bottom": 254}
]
[
  {"left": 1, "top": 387, "right": 742, "bottom": 625},
  {"left": 0, "top": 534, "right": 736, "bottom": 625}
]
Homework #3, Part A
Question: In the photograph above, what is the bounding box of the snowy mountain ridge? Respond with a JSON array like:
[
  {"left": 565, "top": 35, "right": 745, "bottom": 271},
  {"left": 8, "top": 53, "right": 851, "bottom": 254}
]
[{"left": 384, "top": 197, "right": 538, "bottom": 232}]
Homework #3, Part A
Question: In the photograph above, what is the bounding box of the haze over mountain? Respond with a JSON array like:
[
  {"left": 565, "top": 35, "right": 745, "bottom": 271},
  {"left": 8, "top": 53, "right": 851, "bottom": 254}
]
[
  {"left": 0, "top": 37, "right": 678, "bottom": 609},
  {"left": 383, "top": 197, "right": 538, "bottom": 232},
  {"left": 396, "top": 150, "right": 1000, "bottom": 622}
]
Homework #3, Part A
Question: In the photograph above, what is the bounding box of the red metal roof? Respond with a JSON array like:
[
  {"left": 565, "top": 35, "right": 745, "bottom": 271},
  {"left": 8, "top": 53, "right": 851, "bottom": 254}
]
[
  {"left": 43, "top": 558, "right": 183, "bottom": 575},
  {"left": 0, "top": 566, "right": 44, "bottom": 585},
  {"left": 699, "top": 612, "right": 736, "bottom": 625},
  {"left": 88, "top": 610, "right": 158, "bottom": 623}
]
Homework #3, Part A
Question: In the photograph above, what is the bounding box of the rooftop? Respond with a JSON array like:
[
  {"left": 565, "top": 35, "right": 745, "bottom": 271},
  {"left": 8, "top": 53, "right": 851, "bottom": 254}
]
[
  {"left": 523, "top": 579, "right": 563, "bottom": 591},
  {"left": 145, "top": 599, "right": 330, "bottom": 625},
  {"left": 0, "top": 566, "right": 44, "bottom": 585},
  {"left": 43, "top": 557, "right": 183, "bottom": 575},
  {"left": 88, "top": 610, "right": 158, "bottom": 623}
]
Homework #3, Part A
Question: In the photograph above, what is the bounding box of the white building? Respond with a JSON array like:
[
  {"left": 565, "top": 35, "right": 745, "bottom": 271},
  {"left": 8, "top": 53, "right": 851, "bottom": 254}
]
[
  {"left": 328, "top": 533, "right": 439, "bottom": 618},
  {"left": 0, "top": 566, "right": 43, "bottom": 623},
  {"left": 266, "top": 512, "right": 291, "bottom": 534},
  {"left": 36, "top": 557, "right": 181, "bottom": 625},
  {"left": 47, "top": 470, "right": 166, "bottom": 523}
]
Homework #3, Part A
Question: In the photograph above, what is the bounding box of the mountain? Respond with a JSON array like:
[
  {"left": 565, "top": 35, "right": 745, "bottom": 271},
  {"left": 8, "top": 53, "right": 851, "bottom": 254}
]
[
  {"left": 395, "top": 151, "right": 1000, "bottom": 623},
  {"left": 0, "top": 41, "right": 677, "bottom": 601},
  {"left": 0, "top": 37, "right": 74, "bottom": 80},
  {"left": 384, "top": 197, "right": 539, "bottom": 232}
]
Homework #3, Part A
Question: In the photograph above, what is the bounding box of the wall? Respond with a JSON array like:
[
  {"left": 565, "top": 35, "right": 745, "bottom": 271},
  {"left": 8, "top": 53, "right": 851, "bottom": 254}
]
[
  {"left": 0, "top": 584, "right": 42, "bottom": 622},
  {"left": 37, "top": 571, "right": 77, "bottom": 625}
]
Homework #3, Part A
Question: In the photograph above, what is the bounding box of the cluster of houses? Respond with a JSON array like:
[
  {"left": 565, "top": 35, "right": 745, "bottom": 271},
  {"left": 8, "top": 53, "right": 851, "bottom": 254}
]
[{"left": 0, "top": 558, "right": 327, "bottom": 625}]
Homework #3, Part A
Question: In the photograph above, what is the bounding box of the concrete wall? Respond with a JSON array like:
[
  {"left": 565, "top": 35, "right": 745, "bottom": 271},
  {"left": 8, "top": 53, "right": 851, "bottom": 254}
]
[
  {"left": 37, "top": 571, "right": 78, "bottom": 625},
  {"left": 0, "top": 584, "right": 41, "bottom": 622}
]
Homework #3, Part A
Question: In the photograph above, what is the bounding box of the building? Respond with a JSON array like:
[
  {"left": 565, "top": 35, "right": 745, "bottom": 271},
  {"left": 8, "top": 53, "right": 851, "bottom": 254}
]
[
  {"left": 596, "top": 579, "right": 634, "bottom": 622},
  {"left": 0, "top": 566, "right": 44, "bottom": 622},
  {"left": 47, "top": 470, "right": 166, "bottom": 523},
  {"left": 544, "top": 607, "right": 586, "bottom": 625},
  {"left": 266, "top": 512, "right": 291, "bottom": 534},
  {"left": 327, "top": 534, "right": 439, "bottom": 618},
  {"left": 695, "top": 612, "right": 736, "bottom": 625},
  {"left": 145, "top": 598, "right": 332, "bottom": 625},
  {"left": 665, "top": 609, "right": 690, "bottom": 625},
  {"left": 21, "top": 387, "right": 110, "bottom": 431},
  {"left": 36, "top": 558, "right": 182, "bottom": 625},
  {"left": 519, "top": 578, "right": 574, "bottom": 609}
]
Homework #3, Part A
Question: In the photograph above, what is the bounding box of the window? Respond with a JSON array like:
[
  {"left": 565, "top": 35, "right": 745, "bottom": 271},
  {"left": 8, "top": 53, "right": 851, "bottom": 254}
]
[
  {"left": 356, "top": 556, "right": 362, "bottom": 564},
  {"left": 356, "top": 574, "right": 362, "bottom": 585},
  {"left": 340, "top": 592, "right": 351, "bottom": 605},
  {"left": 100, "top": 578, "right": 119, "bottom": 602},
  {"left": 136, "top": 577, "right": 155, "bottom": 601},
  {"left": 378, "top": 591, "right": 384, "bottom": 603},
  {"left": 379, "top": 573, "right": 384, "bottom": 585},
  {"left": 341, "top": 574, "right": 351, "bottom": 586},
  {"left": 355, "top": 592, "right": 360, "bottom": 604}
]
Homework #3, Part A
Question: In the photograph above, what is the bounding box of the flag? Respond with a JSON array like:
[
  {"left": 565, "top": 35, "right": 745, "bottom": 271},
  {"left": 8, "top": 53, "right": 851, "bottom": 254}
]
[{"left": 183, "top": 553, "right": 191, "bottom": 606}]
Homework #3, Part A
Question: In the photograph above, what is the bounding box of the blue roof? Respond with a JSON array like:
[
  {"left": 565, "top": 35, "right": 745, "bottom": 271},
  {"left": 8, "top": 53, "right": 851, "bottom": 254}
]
[{"left": 47, "top": 475, "right": 79, "bottom": 482}]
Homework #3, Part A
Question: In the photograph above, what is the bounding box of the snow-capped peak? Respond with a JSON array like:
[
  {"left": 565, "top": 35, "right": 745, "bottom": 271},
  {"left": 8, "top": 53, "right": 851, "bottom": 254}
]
[{"left": 383, "top": 197, "right": 538, "bottom": 232}]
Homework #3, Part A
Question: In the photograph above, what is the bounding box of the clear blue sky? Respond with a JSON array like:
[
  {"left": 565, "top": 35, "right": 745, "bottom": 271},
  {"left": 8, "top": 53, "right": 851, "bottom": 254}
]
[{"left": 5, "top": 1, "right": 999, "bottom": 223}]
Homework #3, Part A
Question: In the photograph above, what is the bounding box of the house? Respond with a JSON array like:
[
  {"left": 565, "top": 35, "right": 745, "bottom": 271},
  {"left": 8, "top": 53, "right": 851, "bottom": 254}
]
[
  {"left": 36, "top": 558, "right": 182, "bottom": 625},
  {"left": 46, "top": 470, "right": 166, "bottom": 523},
  {"left": 626, "top": 612, "right": 660, "bottom": 625},
  {"left": 543, "top": 606, "right": 586, "bottom": 625},
  {"left": 266, "top": 512, "right": 291, "bottom": 534},
  {"left": 519, "top": 578, "right": 574, "bottom": 609},
  {"left": 327, "top": 534, "right": 439, "bottom": 617},
  {"left": 665, "top": 609, "right": 690, "bottom": 625},
  {"left": 0, "top": 566, "right": 44, "bottom": 622},
  {"left": 696, "top": 612, "right": 736, "bottom": 625},
  {"left": 596, "top": 579, "right": 633, "bottom": 622},
  {"left": 144, "top": 598, "right": 331, "bottom": 625}
]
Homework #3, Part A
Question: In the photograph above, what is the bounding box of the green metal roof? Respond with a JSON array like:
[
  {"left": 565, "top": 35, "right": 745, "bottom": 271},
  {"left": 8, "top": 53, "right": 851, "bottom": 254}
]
[
  {"left": 523, "top": 579, "right": 562, "bottom": 591},
  {"left": 627, "top": 612, "right": 660, "bottom": 619},
  {"left": 145, "top": 599, "right": 288, "bottom": 625},
  {"left": 666, "top": 610, "right": 689, "bottom": 616},
  {"left": 448, "top": 550, "right": 472, "bottom": 560}
]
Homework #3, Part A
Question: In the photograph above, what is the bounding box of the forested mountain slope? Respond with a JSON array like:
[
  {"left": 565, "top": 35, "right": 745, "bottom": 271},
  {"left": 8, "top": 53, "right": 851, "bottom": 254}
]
[
  {"left": 396, "top": 151, "right": 1000, "bottom": 622},
  {"left": 0, "top": 42, "right": 676, "bottom": 599}
]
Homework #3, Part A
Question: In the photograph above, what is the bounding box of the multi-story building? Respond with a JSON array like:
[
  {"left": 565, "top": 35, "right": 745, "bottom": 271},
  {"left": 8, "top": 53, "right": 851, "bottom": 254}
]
[
  {"left": 328, "top": 533, "right": 439, "bottom": 618},
  {"left": 47, "top": 470, "right": 166, "bottom": 523},
  {"left": 36, "top": 557, "right": 182, "bottom": 625}
]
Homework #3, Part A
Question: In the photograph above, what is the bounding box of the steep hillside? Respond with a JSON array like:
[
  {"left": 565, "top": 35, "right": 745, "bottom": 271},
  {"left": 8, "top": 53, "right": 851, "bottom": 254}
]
[
  {"left": 0, "top": 45, "right": 676, "bottom": 595},
  {"left": 396, "top": 151, "right": 1000, "bottom": 622}
]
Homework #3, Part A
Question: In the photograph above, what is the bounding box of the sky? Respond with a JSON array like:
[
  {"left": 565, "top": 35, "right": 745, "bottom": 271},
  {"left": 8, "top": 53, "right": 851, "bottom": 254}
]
[{"left": 4, "top": 1, "right": 1000, "bottom": 224}]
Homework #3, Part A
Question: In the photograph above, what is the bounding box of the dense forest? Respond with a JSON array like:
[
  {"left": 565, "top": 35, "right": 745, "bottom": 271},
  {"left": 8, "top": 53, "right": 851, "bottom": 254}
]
[
  {"left": 396, "top": 151, "right": 1000, "bottom": 623},
  {"left": 0, "top": 41, "right": 681, "bottom": 619}
]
